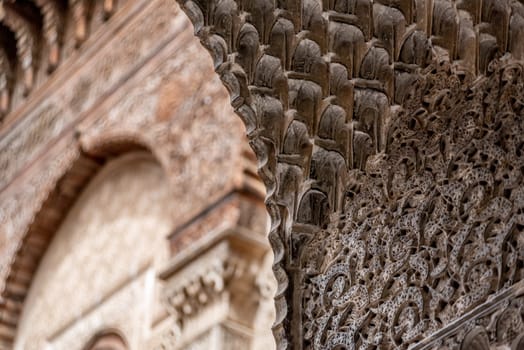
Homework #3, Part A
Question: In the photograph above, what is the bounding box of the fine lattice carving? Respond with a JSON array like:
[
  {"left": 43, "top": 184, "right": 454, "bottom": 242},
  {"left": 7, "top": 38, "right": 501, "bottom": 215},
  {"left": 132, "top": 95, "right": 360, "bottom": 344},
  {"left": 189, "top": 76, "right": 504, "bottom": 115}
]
[
  {"left": 301, "top": 58, "right": 524, "bottom": 349},
  {"left": 175, "top": 0, "right": 524, "bottom": 348}
]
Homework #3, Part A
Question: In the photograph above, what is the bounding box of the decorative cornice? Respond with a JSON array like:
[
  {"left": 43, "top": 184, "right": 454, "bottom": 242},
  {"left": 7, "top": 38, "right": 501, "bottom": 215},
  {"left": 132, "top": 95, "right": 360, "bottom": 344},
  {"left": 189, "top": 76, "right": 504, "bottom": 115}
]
[{"left": 162, "top": 244, "right": 240, "bottom": 324}]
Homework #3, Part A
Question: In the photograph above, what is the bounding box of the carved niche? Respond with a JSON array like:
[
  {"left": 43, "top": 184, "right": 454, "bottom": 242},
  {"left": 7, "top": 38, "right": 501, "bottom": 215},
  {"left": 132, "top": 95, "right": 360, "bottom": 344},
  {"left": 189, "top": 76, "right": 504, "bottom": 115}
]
[{"left": 181, "top": 0, "right": 524, "bottom": 349}]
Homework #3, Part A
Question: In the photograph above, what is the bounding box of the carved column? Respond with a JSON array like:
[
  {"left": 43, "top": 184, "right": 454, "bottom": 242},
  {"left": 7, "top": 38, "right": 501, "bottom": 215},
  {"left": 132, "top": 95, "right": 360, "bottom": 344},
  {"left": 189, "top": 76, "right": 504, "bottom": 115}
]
[{"left": 175, "top": 0, "right": 524, "bottom": 349}]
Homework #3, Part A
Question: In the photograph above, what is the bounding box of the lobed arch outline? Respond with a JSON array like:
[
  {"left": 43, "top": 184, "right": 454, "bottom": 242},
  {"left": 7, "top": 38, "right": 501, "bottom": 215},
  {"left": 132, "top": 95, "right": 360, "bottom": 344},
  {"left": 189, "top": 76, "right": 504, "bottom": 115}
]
[{"left": 172, "top": 0, "right": 524, "bottom": 349}]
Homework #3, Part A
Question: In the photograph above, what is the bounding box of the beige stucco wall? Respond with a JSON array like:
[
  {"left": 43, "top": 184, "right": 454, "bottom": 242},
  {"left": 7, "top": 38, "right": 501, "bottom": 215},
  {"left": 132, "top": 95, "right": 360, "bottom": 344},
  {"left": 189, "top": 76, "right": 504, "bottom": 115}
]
[{"left": 15, "top": 153, "right": 173, "bottom": 350}]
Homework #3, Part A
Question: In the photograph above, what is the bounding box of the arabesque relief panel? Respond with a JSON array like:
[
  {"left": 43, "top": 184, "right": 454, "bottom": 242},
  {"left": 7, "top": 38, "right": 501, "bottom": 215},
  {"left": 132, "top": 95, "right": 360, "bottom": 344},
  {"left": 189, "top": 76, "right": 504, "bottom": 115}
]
[{"left": 174, "top": 0, "right": 524, "bottom": 348}]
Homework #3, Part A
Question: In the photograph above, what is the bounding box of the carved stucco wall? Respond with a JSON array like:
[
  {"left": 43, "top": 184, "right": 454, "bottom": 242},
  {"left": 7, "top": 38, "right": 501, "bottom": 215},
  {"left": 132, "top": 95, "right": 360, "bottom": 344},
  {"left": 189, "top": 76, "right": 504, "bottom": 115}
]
[
  {"left": 0, "top": 0, "right": 274, "bottom": 347},
  {"left": 0, "top": 0, "right": 246, "bottom": 299},
  {"left": 174, "top": 0, "right": 524, "bottom": 349}
]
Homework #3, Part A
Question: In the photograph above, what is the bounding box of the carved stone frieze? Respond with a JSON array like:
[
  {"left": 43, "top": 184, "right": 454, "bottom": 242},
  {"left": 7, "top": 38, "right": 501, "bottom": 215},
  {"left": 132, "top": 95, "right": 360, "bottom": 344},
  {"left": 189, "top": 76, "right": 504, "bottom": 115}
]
[
  {"left": 162, "top": 245, "right": 243, "bottom": 327},
  {"left": 175, "top": 0, "right": 524, "bottom": 348}
]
